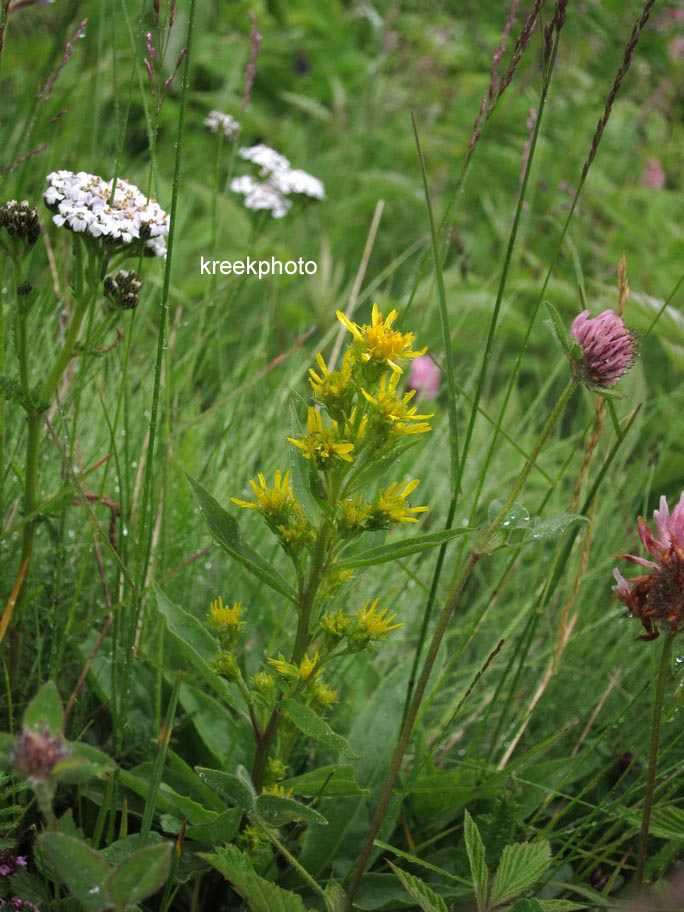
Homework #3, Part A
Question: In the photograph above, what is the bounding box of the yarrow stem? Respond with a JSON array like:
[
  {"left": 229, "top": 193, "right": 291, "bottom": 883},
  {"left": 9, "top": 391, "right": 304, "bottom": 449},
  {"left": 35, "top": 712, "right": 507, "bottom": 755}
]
[
  {"left": 347, "top": 378, "right": 577, "bottom": 900},
  {"left": 636, "top": 632, "right": 674, "bottom": 887}
]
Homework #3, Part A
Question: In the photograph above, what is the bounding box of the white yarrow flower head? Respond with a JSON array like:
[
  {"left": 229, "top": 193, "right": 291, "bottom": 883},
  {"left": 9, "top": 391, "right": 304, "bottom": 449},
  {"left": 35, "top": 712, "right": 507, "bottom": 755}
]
[
  {"left": 44, "top": 170, "right": 170, "bottom": 258},
  {"left": 230, "top": 143, "right": 325, "bottom": 218},
  {"left": 204, "top": 110, "right": 240, "bottom": 141}
]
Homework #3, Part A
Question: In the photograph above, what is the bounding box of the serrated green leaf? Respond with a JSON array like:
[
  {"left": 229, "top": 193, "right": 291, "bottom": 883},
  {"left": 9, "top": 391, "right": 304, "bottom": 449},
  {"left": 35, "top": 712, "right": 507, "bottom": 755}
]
[
  {"left": 624, "top": 805, "right": 684, "bottom": 840},
  {"left": 490, "top": 841, "right": 551, "bottom": 908},
  {"left": 23, "top": 681, "right": 63, "bottom": 735},
  {"left": 107, "top": 842, "right": 173, "bottom": 907},
  {"left": 463, "top": 810, "right": 489, "bottom": 912},
  {"left": 389, "top": 862, "right": 448, "bottom": 912},
  {"left": 196, "top": 766, "right": 257, "bottom": 812},
  {"left": 282, "top": 699, "right": 360, "bottom": 759},
  {"left": 187, "top": 476, "right": 296, "bottom": 601},
  {"left": 200, "top": 844, "right": 312, "bottom": 912},
  {"left": 335, "top": 527, "right": 473, "bottom": 569},
  {"left": 280, "top": 764, "right": 368, "bottom": 798},
  {"left": 510, "top": 901, "right": 545, "bottom": 912},
  {"left": 38, "top": 832, "right": 112, "bottom": 912},
  {"left": 256, "top": 793, "right": 328, "bottom": 826}
]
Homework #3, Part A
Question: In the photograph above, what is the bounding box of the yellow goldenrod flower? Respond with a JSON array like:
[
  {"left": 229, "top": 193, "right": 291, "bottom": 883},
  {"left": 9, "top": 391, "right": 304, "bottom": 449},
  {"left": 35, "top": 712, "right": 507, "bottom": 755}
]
[
  {"left": 311, "top": 681, "right": 338, "bottom": 709},
  {"left": 252, "top": 671, "right": 276, "bottom": 697},
  {"left": 232, "top": 470, "right": 311, "bottom": 554},
  {"left": 336, "top": 303, "right": 426, "bottom": 374},
  {"left": 309, "top": 350, "right": 354, "bottom": 403},
  {"left": 208, "top": 596, "right": 244, "bottom": 634},
  {"left": 321, "top": 608, "right": 349, "bottom": 640},
  {"left": 232, "top": 469, "right": 293, "bottom": 513},
  {"left": 212, "top": 652, "right": 240, "bottom": 680},
  {"left": 298, "top": 651, "right": 319, "bottom": 681},
  {"left": 268, "top": 655, "right": 299, "bottom": 680},
  {"left": 357, "top": 598, "right": 402, "bottom": 639},
  {"left": 262, "top": 783, "right": 294, "bottom": 798},
  {"left": 339, "top": 495, "right": 373, "bottom": 536},
  {"left": 288, "top": 407, "right": 354, "bottom": 467},
  {"left": 373, "top": 478, "right": 428, "bottom": 526},
  {"left": 362, "top": 372, "right": 433, "bottom": 437}
]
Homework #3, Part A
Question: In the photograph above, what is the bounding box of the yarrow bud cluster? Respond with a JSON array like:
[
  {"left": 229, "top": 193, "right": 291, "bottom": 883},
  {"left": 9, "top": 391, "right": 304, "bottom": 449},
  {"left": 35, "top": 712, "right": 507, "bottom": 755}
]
[
  {"left": 230, "top": 143, "right": 325, "bottom": 219},
  {"left": 44, "top": 170, "right": 170, "bottom": 257},
  {"left": 0, "top": 200, "right": 40, "bottom": 247},
  {"left": 103, "top": 269, "right": 143, "bottom": 310},
  {"left": 204, "top": 110, "right": 240, "bottom": 140}
]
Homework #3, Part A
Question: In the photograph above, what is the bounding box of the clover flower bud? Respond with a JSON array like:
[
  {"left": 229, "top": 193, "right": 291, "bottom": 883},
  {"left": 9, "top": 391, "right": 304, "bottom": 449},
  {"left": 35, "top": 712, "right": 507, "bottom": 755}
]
[
  {"left": 570, "top": 309, "right": 637, "bottom": 388},
  {"left": 10, "top": 726, "right": 70, "bottom": 786}
]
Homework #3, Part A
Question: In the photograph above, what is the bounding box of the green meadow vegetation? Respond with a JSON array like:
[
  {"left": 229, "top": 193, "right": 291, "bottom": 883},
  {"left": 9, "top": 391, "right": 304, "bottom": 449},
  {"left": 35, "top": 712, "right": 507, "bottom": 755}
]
[{"left": 1, "top": 1, "right": 684, "bottom": 910}]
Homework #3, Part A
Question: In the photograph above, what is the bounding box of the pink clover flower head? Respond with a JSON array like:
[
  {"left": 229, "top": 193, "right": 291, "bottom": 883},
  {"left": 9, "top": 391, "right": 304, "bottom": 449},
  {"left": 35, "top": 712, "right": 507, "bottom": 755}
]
[
  {"left": 10, "top": 726, "right": 71, "bottom": 786},
  {"left": 642, "top": 157, "right": 665, "bottom": 190},
  {"left": 570, "top": 309, "right": 637, "bottom": 388},
  {"left": 406, "top": 354, "right": 441, "bottom": 399},
  {"left": 612, "top": 492, "right": 684, "bottom": 640}
]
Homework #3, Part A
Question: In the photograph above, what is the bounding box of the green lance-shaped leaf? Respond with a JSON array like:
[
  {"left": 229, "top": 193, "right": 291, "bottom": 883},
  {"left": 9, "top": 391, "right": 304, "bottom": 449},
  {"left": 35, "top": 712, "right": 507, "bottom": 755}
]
[
  {"left": 544, "top": 301, "right": 577, "bottom": 361},
  {"left": 489, "top": 840, "right": 552, "bottom": 909},
  {"left": 389, "top": 861, "right": 449, "bottom": 912},
  {"left": 255, "top": 792, "right": 328, "bottom": 827},
  {"left": 463, "top": 810, "right": 489, "bottom": 912},
  {"left": 107, "top": 841, "right": 173, "bottom": 908},
  {"left": 280, "top": 764, "right": 369, "bottom": 798},
  {"left": 199, "top": 844, "right": 313, "bottom": 912},
  {"left": 23, "top": 681, "right": 64, "bottom": 735},
  {"left": 281, "top": 699, "right": 360, "bottom": 759},
  {"left": 335, "top": 527, "right": 473, "bottom": 570},
  {"left": 39, "top": 832, "right": 113, "bottom": 912},
  {"left": 187, "top": 475, "right": 296, "bottom": 602},
  {"left": 153, "top": 584, "right": 241, "bottom": 712},
  {"left": 196, "top": 765, "right": 257, "bottom": 812}
]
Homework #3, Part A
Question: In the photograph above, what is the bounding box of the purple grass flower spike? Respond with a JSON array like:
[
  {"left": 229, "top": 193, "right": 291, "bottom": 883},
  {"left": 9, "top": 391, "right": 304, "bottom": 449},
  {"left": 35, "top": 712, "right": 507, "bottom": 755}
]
[{"left": 571, "top": 308, "right": 637, "bottom": 388}]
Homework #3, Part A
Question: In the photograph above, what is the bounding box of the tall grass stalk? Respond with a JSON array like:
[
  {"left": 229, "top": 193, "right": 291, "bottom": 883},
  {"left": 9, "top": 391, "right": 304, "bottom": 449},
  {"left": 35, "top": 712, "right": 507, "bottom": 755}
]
[{"left": 348, "top": 379, "right": 577, "bottom": 900}]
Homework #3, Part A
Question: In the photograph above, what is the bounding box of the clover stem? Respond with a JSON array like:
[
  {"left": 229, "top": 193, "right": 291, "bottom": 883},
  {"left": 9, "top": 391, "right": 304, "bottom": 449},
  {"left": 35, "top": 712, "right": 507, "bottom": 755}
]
[{"left": 636, "top": 631, "right": 674, "bottom": 886}]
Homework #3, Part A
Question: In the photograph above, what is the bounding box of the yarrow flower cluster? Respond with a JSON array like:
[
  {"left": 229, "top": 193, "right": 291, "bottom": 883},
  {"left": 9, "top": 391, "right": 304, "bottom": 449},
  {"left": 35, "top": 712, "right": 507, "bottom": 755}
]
[
  {"left": 613, "top": 493, "right": 684, "bottom": 640},
  {"left": 230, "top": 144, "right": 325, "bottom": 218},
  {"left": 44, "top": 171, "right": 170, "bottom": 257},
  {"left": 570, "top": 309, "right": 637, "bottom": 389},
  {"left": 204, "top": 110, "right": 240, "bottom": 140}
]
